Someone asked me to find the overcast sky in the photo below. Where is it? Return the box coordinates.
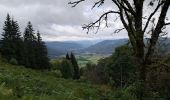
[0,0,169,41]
[0,0,129,41]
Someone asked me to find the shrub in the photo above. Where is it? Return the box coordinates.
[50,70,62,78]
[51,60,62,70]
[60,59,73,79]
[113,88,137,100]
[9,58,18,65]
[82,62,108,84]
[82,45,137,86]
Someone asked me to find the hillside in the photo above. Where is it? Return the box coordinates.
[80,39,128,54]
[46,41,84,58]
[0,59,113,100]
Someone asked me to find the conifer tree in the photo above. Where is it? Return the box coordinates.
[70,52,80,79]
[11,18,23,64]
[1,14,13,60]
[66,52,70,60]
[35,31,50,69]
[23,21,37,68]
[1,14,23,63]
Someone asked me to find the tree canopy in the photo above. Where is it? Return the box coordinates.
[69,0,170,81]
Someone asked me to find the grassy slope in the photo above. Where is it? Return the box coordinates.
[0,59,113,100]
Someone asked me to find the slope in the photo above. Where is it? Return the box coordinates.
[81,39,128,54]
[0,59,113,100]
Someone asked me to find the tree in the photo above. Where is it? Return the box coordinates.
[60,59,73,79]
[23,21,37,68]
[1,14,23,63]
[70,52,80,79]
[35,31,50,69]
[66,52,70,60]
[69,0,170,81]
[107,45,136,87]
[11,18,24,64]
[1,14,13,60]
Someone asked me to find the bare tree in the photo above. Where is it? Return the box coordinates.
[69,0,170,81]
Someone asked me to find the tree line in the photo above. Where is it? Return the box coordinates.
[0,14,50,69]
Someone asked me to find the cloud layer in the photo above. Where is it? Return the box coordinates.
[0,0,169,41]
[0,0,126,41]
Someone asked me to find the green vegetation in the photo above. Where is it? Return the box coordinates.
[0,58,114,100]
[0,14,50,70]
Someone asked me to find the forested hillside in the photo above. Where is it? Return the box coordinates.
[0,0,170,100]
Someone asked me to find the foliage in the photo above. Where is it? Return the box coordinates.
[69,0,170,83]
[51,59,62,70]
[82,45,137,87]
[0,59,114,100]
[0,14,50,70]
[106,45,137,87]
[0,14,23,64]
[82,62,108,84]
[146,56,170,100]
[70,52,80,79]
[9,58,18,65]
[60,59,73,79]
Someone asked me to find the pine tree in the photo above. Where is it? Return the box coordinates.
[35,31,50,69]
[70,52,80,79]
[1,14,23,63]
[66,52,70,60]
[23,21,37,68]
[11,18,23,64]
[1,14,13,60]
[60,59,73,79]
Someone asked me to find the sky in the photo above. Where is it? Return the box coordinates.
[0,0,129,41]
[0,0,169,41]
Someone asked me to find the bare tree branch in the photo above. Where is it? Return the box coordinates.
[114,28,125,33]
[82,10,120,34]
[165,22,170,25]
[143,0,163,32]
[92,0,105,9]
[68,0,85,7]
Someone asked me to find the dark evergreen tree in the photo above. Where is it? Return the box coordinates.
[60,59,73,79]
[35,31,50,69]
[23,21,37,68]
[11,18,24,64]
[66,52,70,60]
[1,14,13,61]
[1,14,23,63]
[70,52,80,79]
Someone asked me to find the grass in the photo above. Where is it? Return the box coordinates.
[0,59,114,100]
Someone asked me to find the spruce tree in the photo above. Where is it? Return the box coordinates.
[1,14,23,63]
[1,14,13,60]
[66,52,70,60]
[60,59,73,79]
[23,21,37,68]
[11,18,23,64]
[35,31,50,69]
[70,52,80,79]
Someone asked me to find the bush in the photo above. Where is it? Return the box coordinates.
[51,59,62,70]
[113,88,137,100]
[9,58,18,65]
[60,59,73,79]
[82,62,108,84]
[50,70,62,78]
[82,45,137,86]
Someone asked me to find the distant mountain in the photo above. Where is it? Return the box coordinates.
[63,40,102,48]
[80,39,128,54]
[45,38,170,59]
[46,41,84,58]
